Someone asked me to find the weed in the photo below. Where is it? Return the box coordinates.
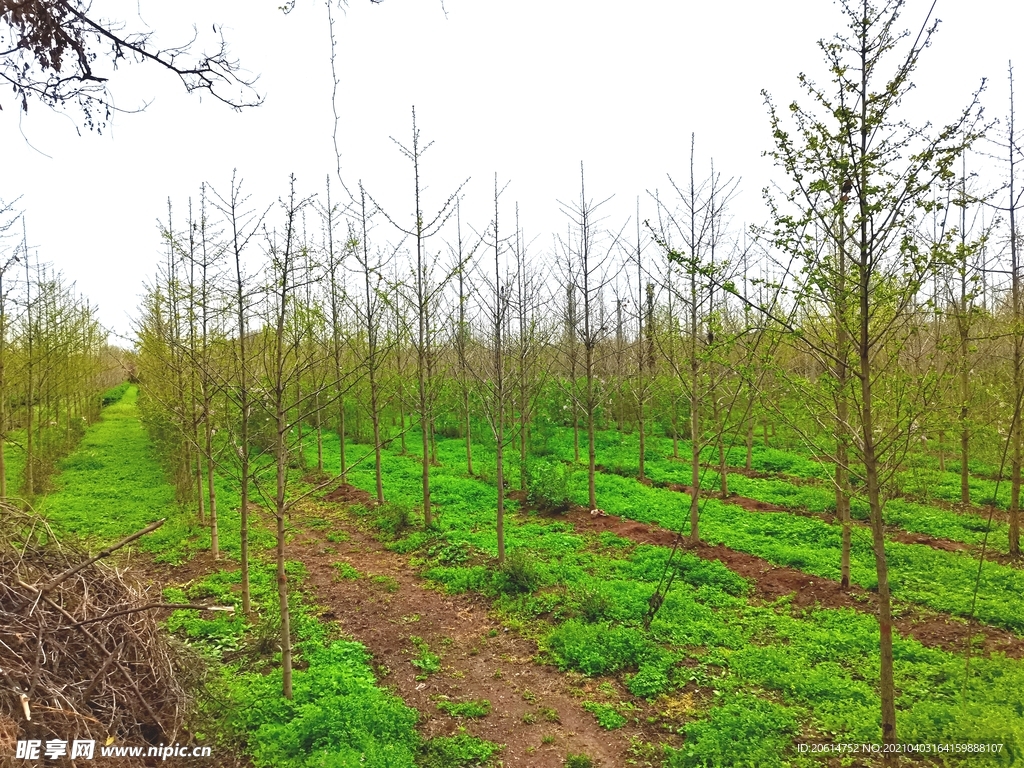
[326,530,350,543]
[427,537,473,565]
[526,458,578,513]
[574,586,611,623]
[538,706,560,723]
[522,711,537,724]
[306,517,330,530]
[541,734,556,745]
[498,548,540,595]
[374,501,415,537]
[545,619,657,676]
[419,734,502,767]
[331,561,360,580]
[627,654,674,699]
[437,698,491,718]
[371,574,400,592]
[409,635,441,677]
[564,753,594,768]
[583,701,627,729]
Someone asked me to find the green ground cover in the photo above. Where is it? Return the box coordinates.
[0,428,26,497]
[516,430,1024,634]
[425,429,1024,635]
[307,430,1024,766]
[31,386,452,768]
[563,428,1012,552]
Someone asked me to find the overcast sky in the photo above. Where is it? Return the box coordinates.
[2,0,1021,341]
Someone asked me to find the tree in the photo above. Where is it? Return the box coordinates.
[649,137,738,546]
[557,164,623,511]
[763,0,984,748]
[371,107,466,528]
[1,0,262,130]
[992,62,1024,556]
[210,171,268,615]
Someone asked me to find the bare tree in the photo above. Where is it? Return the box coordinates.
[1,0,262,131]
[370,107,466,527]
[557,164,624,511]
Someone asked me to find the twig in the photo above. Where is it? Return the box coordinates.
[38,519,166,596]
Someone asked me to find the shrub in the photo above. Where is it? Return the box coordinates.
[527,459,574,512]
[497,548,540,595]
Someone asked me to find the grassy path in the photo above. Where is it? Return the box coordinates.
[31,386,438,768]
[38,386,178,545]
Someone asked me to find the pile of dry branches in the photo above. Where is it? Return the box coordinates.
[0,504,203,763]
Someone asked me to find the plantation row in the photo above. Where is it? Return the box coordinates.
[247,423,1024,764]
[124,2,1024,757]
[34,387,504,768]
[47,387,1019,766]
[0,203,125,499]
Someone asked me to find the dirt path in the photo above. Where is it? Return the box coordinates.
[644,471,1020,567]
[687,460,1014,527]
[287,491,661,768]
[565,506,1024,660]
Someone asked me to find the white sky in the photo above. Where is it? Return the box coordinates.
[2,0,1021,340]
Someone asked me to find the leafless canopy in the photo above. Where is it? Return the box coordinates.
[1,0,262,131]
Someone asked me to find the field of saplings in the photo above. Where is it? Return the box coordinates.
[4,0,1024,765]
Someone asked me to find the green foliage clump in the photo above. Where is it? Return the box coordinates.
[666,693,799,768]
[545,619,657,676]
[582,701,628,730]
[373,501,415,537]
[497,548,541,595]
[627,653,674,698]
[418,734,502,767]
[564,754,594,768]
[332,561,360,580]
[426,537,474,565]
[226,640,420,768]
[100,382,130,406]
[526,458,574,512]
[437,698,491,718]
[409,636,441,677]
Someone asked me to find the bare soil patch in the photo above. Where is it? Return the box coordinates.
[563,506,1024,659]
[291,488,660,767]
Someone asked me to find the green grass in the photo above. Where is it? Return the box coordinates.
[302,426,1024,766]
[37,386,189,558]
[29,386,431,768]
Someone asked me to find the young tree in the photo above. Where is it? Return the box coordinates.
[649,137,738,545]
[993,63,1024,556]
[763,0,984,746]
[371,107,465,527]
[558,164,624,511]
[210,172,267,615]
